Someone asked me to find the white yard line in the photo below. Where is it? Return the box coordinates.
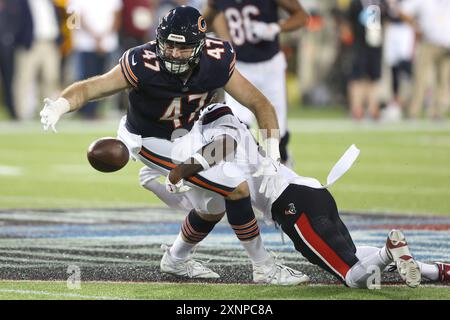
[0,166,23,176]
[0,289,129,300]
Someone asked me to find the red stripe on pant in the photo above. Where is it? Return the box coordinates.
[295,213,351,280]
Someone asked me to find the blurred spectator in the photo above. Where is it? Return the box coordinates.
[298,1,326,103]
[347,0,387,120]
[121,0,154,49]
[381,0,414,122]
[68,0,122,119]
[118,0,155,112]
[0,0,20,120]
[400,0,450,120]
[53,0,74,85]
[326,4,355,105]
[13,0,61,121]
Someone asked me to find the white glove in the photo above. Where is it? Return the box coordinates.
[40,97,70,133]
[252,157,279,197]
[263,137,281,164]
[251,21,281,41]
[253,137,282,196]
[165,175,191,194]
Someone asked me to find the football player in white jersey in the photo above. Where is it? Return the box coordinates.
[145,103,450,288]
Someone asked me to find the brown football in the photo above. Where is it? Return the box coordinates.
[87,137,129,172]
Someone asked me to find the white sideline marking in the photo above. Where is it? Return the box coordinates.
[0,166,22,176]
[0,289,129,300]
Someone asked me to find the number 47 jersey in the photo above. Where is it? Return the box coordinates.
[119,38,236,140]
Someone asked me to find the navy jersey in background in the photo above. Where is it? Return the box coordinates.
[210,0,280,63]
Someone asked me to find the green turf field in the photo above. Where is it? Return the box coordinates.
[1,117,449,215]
[0,281,448,300]
[0,112,449,300]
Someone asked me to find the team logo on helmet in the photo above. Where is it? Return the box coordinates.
[198,16,207,32]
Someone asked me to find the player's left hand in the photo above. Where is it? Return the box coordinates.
[165,175,191,193]
[40,97,70,133]
[252,157,279,197]
[251,22,281,41]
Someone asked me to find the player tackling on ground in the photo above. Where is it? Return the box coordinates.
[40,6,308,285]
[150,103,450,288]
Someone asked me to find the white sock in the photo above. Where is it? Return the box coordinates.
[143,180,194,211]
[169,233,197,262]
[417,261,439,281]
[379,246,391,264]
[345,247,392,288]
[241,235,271,265]
[356,246,381,260]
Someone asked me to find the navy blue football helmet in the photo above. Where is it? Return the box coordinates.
[156,6,207,75]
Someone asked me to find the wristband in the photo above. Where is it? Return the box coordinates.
[54,97,71,115]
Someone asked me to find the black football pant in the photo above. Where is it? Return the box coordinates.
[271,184,359,283]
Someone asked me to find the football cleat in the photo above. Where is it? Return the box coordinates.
[253,256,310,285]
[435,262,450,282]
[160,245,220,279]
[385,229,421,288]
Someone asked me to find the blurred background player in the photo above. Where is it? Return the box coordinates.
[203,0,310,165]
[400,0,450,121]
[13,0,61,121]
[381,0,414,122]
[346,0,387,121]
[0,0,20,120]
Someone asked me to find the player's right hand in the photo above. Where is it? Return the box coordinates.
[165,175,191,193]
[40,97,70,133]
[252,157,279,197]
